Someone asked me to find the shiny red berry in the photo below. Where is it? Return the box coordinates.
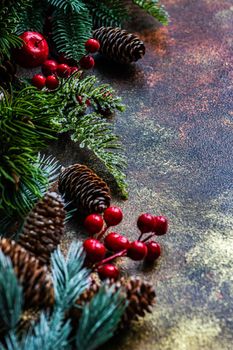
[70,66,79,74]
[85,39,100,53]
[153,216,168,235]
[45,75,59,90]
[137,213,154,233]
[42,60,57,76]
[145,241,161,262]
[84,214,104,235]
[79,55,95,69]
[104,232,129,252]
[31,74,46,89]
[83,238,106,263]
[103,207,123,227]
[97,264,119,280]
[56,63,70,78]
[127,241,148,261]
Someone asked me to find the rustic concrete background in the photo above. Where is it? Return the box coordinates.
[50,0,233,349]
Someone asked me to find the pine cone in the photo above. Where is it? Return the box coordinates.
[93,27,145,64]
[71,276,156,328]
[0,238,54,309]
[58,164,111,214]
[0,55,17,88]
[18,192,65,265]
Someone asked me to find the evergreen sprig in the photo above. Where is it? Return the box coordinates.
[16,0,46,35]
[47,0,87,13]
[54,74,128,198]
[51,242,90,310]
[0,251,23,333]
[76,284,127,350]
[132,0,169,25]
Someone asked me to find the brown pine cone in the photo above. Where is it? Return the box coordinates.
[0,238,54,309]
[0,55,17,88]
[93,27,145,64]
[58,164,111,214]
[71,276,156,328]
[18,192,65,265]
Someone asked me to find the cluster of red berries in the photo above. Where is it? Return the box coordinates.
[82,207,168,280]
[31,38,100,90]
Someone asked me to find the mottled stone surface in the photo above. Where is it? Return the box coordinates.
[51,0,233,349]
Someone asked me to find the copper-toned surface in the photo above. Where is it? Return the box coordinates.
[51,0,233,349]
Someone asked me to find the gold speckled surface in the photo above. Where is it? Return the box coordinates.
[50,0,233,349]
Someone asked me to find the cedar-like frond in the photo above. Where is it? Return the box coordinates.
[47,0,86,13]
[16,0,46,34]
[132,0,169,25]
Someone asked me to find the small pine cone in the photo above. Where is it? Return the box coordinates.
[71,276,156,328]
[93,27,145,64]
[58,164,111,214]
[0,238,54,309]
[18,192,65,265]
[0,55,17,88]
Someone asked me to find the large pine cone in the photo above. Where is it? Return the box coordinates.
[0,238,53,309]
[18,192,65,265]
[0,55,17,88]
[58,164,111,214]
[71,276,156,327]
[93,27,145,64]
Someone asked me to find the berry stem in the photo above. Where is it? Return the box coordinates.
[94,249,127,268]
[96,225,110,240]
[141,233,156,243]
[138,232,144,241]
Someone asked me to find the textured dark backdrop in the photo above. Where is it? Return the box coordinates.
[48,0,233,349]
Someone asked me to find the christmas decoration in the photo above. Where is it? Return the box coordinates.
[83,238,106,263]
[45,75,59,89]
[93,27,145,64]
[85,38,100,53]
[153,215,168,235]
[58,163,111,214]
[145,241,161,262]
[0,238,53,308]
[31,73,46,89]
[104,206,123,226]
[0,55,17,89]
[56,63,71,78]
[137,213,155,233]
[18,192,65,265]
[14,31,49,68]
[42,59,58,76]
[84,214,104,235]
[127,241,148,261]
[104,232,129,252]
[97,264,120,280]
[79,55,95,69]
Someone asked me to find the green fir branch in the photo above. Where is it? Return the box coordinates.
[52,8,92,60]
[132,0,169,25]
[0,251,23,333]
[51,242,90,310]
[47,0,87,13]
[16,0,46,35]
[76,284,127,350]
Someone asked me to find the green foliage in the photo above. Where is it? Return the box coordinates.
[16,0,46,34]
[52,7,92,60]
[0,86,59,218]
[47,0,86,13]
[51,242,90,310]
[54,74,128,198]
[132,0,169,25]
[76,284,127,350]
[0,251,23,333]
[86,0,128,28]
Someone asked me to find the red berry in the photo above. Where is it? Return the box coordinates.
[86,99,91,107]
[104,207,123,227]
[153,216,168,235]
[45,75,59,90]
[145,241,161,262]
[76,95,83,105]
[56,63,71,78]
[84,214,104,235]
[137,213,154,233]
[104,232,129,252]
[85,39,100,53]
[70,66,79,74]
[42,60,57,76]
[79,55,95,69]
[127,241,148,261]
[31,74,46,89]
[97,264,119,280]
[83,238,106,263]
